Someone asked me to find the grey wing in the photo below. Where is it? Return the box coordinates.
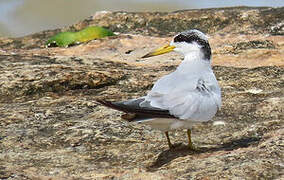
[96,98,175,121]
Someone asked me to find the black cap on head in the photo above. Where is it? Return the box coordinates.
[173,29,211,60]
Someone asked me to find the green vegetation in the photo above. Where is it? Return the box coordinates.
[46,26,114,47]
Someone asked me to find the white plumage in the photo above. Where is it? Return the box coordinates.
[97,29,222,149]
[141,30,221,131]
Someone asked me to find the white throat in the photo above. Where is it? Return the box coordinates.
[184,50,206,61]
[176,51,212,74]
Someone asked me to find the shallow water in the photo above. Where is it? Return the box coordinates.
[0,0,283,37]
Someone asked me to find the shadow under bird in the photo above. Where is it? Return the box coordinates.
[96,29,221,150]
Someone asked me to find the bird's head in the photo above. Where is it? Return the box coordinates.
[142,29,211,60]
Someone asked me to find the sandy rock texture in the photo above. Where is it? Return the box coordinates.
[0,6,283,180]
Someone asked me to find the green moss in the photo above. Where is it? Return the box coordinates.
[75,26,114,43]
[46,32,77,47]
[46,26,114,48]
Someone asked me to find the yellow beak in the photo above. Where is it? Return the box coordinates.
[142,44,175,58]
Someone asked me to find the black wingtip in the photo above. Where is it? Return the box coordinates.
[96,98,175,120]
[95,99,129,113]
[95,99,114,108]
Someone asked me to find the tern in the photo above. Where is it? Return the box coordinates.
[96,29,221,150]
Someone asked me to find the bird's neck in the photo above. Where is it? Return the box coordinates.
[177,52,211,73]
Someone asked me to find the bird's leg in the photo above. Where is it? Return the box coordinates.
[165,131,174,149]
[187,129,195,150]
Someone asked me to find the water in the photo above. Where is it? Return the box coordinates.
[0,0,283,37]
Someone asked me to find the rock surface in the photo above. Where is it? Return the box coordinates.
[0,7,283,180]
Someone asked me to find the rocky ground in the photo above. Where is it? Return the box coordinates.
[0,6,283,180]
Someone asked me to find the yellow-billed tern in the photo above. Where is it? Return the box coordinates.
[97,29,221,150]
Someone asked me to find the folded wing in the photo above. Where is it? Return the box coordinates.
[144,70,221,121]
[96,98,175,121]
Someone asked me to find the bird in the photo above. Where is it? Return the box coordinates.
[96,29,221,150]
